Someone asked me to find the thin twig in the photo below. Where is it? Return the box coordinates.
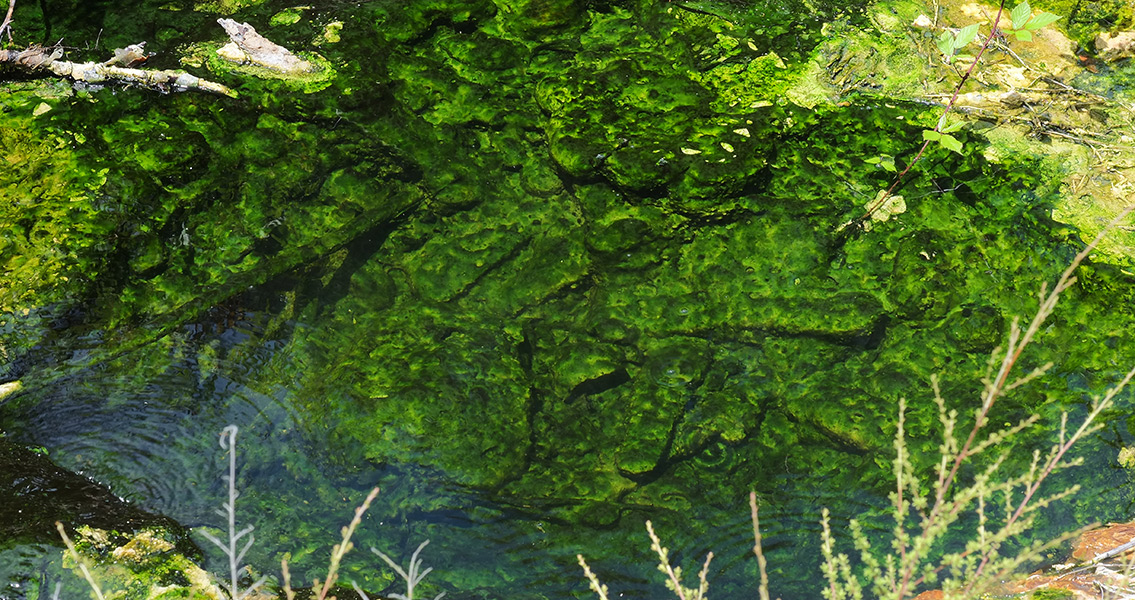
[0,0,15,43]
[1092,537,1135,564]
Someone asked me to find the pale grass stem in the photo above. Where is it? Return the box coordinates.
[576,555,610,600]
[647,519,712,600]
[577,521,712,600]
[55,522,106,600]
[749,491,771,600]
[886,207,1135,599]
[369,540,446,600]
[352,539,444,600]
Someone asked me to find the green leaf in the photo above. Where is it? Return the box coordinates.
[870,154,897,172]
[1014,30,1033,41]
[1010,1,1032,30]
[954,23,980,50]
[937,30,955,56]
[1025,12,1061,29]
[923,130,942,142]
[938,133,964,154]
[941,121,965,133]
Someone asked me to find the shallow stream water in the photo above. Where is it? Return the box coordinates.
[3,0,1135,599]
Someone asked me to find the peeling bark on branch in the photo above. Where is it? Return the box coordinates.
[0,45,60,69]
[216,18,315,74]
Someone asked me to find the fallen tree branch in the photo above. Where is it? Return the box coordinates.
[0,44,235,97]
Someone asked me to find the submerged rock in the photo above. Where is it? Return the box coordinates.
[0,437,188,546]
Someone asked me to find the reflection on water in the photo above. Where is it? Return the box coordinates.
[0,306,881,599]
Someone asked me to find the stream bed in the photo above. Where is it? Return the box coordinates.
[3,0,1135,598]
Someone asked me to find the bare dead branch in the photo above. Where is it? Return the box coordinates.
[0,43,235,97]
[0,0,15,43]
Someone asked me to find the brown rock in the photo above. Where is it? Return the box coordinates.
[1070,522,1135,562]
[913,522,1135,600]
[1095,31,1135,62]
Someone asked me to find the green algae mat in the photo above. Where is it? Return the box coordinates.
[2,0,1135,598]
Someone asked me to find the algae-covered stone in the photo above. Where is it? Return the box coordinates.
[64,526,223,600]
[370,0,497,44]
[1120,446,1135,469]
[269,6,309,27]
[194,0,267,14]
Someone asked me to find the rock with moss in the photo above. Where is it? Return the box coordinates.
[63,526,223,600]
[193,0,268,15]
[1034,0,1133,51]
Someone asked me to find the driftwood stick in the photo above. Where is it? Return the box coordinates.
[1,45,61,68]
[1091,537,1135,564]
[49,58,236,96]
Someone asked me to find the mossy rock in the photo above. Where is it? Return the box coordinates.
[369,0,497,44]
[63,526,222,600]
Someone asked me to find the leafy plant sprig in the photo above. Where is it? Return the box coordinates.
[921,122,966,155]
[1005,1,1061,42]
[857,0,1060,226]
[936,23,979,64]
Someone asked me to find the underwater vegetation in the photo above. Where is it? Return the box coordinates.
[3,0,1135,597]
